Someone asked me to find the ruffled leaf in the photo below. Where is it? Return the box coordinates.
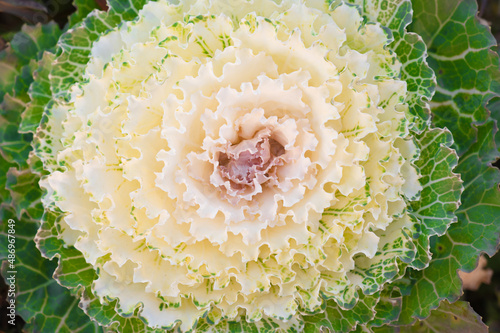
[410,128,462,238]
[8,23,60,67]
[302,293,380,333]
[36,210,159,333]
[0,22,60,103]
[50,0,148,101]
[0,94,32,168]
[20,51,54,133]
[344,0,435,133]
[195,315,297,333]
[69,0,101,27]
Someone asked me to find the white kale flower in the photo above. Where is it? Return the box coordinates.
[37,0,430,331]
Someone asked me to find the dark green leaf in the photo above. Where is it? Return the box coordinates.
[402,300,487,332]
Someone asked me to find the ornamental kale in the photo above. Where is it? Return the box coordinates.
[0,0,499,332]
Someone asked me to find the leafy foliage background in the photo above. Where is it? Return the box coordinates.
[0,0,499,332]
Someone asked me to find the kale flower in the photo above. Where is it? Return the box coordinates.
[0,0,498,332]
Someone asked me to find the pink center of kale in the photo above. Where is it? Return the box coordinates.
[218,132,285,190]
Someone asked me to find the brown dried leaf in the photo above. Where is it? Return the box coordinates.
[458,255,493,291]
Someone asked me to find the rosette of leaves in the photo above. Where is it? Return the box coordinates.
[0,0,499,332]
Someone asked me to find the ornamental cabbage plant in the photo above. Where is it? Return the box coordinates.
[0,0,499,332]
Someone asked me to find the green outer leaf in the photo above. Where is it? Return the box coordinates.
[336,1,463,331]
[107,0,149,21]
[0,50,19,102]
[82,295,164,333]
[0,20,102,333]
[392,31,435,133]
[0,95,32,168]
[398,120,500,323]
[0,22,61,103]
[50,11,121,102]
[0,23,62,170]
[184,313,299,333]
[372,300,487,332]
[302,292,379,333]
[0,206,101,333]
[9,23,61,68]
[69,0,101,28]
[410,128,462,238]
[345,0,435,133]
[397,0,500,324]
[0,22,61,104]
[363,289,402,329]
[50,0,149,101]
[20,51,54,133]
[410,0,500,155]
[5,166,44,220]
[402,300,487,332]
